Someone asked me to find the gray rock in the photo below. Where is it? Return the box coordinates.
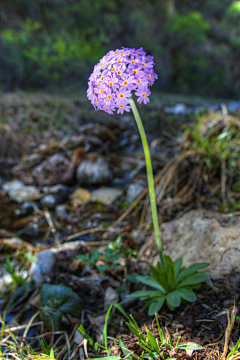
[55,204,68,219]
[60,135,86,149]
[29,249,56,287]
[40,194,66,209]
[138,209,240,279]
[164,103,189,115]
[76,158,112,185]
[91,187,123,205]
[32,154,70,186]
[104,286,119,309]
[41,184,69,208]
[22,201,38,214]
[21,153,43,169]
[8,185,42,203]
[43,184,69,196]
[126,180,146,204]
[3,180,24,193]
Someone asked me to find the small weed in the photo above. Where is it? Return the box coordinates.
[76,236,137,274]
[78,303,204,360]
[0,312,56,360]
[4,256,28,291]
[185,117,240,170]
[126,255,209,314]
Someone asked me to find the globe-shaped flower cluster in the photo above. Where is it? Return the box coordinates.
[87,47,158,115]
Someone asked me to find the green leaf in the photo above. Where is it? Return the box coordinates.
[126,322,143,339]
[135,276,166,293]
[149,264,161,282]
[178,343,204,351]
[166,264,176,290]
[49,348,55,359]
[175,336,181,349]
[177,288,197,302]
[126,290,165,299]
[155,262,171,291]
[102,302,132,348]
[146,329,159,352]
[118,337,133,360]
[141,352,159,359]
[177,272,210,288]
[126,274,139,283]
[103,305,113,348]
[148,297,166,315]
[166,291,181,309]
[155,314,165,344]
[164,255,175,269]
[39,284,83,331]
[177,263,209,281]
[174,257,183,279]
[129,314,142,333]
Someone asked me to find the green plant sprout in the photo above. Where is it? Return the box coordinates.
[4,256,28,291]
[76,236,137,274]
[126,256,209,315]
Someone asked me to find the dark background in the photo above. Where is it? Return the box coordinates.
[0,0,240,98]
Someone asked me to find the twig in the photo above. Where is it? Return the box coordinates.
[220,303,237,360]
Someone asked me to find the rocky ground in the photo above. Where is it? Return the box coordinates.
[1,92,240,359]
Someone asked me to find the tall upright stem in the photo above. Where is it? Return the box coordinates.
[129,96,164,269]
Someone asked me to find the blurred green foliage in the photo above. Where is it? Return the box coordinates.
[0,0,239,98]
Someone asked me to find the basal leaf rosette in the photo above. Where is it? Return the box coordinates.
[87,47,158,114]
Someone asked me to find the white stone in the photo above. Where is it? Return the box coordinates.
[91,187,123,205]
[104,286,119,309]
[29,250,56,287]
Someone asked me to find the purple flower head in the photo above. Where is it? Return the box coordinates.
[87,47,158,114]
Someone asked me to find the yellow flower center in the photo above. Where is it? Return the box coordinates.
[107,95,111,99]
[114,52,118,54]
[142,62,146,67]
[100,76,104,81]
[91,93,93,96]
[118,60,122,63]
[117,70,122,75]
[142,93,146,97]
[98,83,100,87]
[119,94,124,98]
[105,105,109,109]
[96,100,99,103]
[120,53,124,56]
[101,62,104,66]
[119,105,124,108]
[137,78,141,83]
[131,60,135,63]
[123,80,128,86]
[109,82,113,87]
[100,89,103,93]
[133,69,137,74]
[148,74,151,79]
[111,67,115,72]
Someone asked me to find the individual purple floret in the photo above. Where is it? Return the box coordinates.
[87,47,158,114]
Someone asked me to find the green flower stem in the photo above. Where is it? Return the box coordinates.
[129,96,164,269]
